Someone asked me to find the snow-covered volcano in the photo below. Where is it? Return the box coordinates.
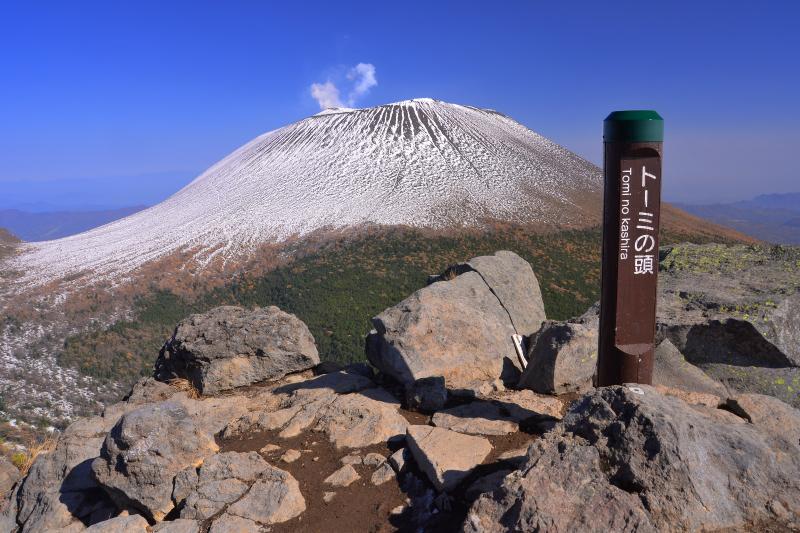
[13,98,603,283]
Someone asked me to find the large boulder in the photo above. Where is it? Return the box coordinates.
[466,385,800,532]
[156,306,320,394]
[464,434,655,533]
[517,320,596,394]
[91,401,220,521]
[367,251,545,390]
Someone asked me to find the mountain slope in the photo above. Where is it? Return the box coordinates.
[12,99,604,285]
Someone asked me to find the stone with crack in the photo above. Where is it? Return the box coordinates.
[367,251,546,389]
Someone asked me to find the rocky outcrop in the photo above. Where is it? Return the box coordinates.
[92,402,220,521]
[466,385,800,532]
[156,306,320,394]
[178,451,304,525]
[517,320,596,394]
[222,371,407,449]
[658,244,800,368]
[367,251,546,390]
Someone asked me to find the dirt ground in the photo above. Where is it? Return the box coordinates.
[216,408,540,533]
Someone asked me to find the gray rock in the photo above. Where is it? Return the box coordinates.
[464,433,656,533]
[518,320,596,394]
[653,339,728,396]
[488,389,563,421]
[432,402,518,436]
[317,388,408,449]
[448,250,547,335]
[566,385,800,530]
[388,448,411,473]
[658,244,800,367]
[701,364,800,408]
[363,453,385,466]
[464,469,512,502]
[370,463,396,486]
[156,306,320,394]
[180,452,270,520]
[152,519,201,533]
[340,454,362,465]
[280,449,301,464]
[220,371,374,440]
[222,465,305,525]
[324,465,360,487]
[13,431,115,532]
[208,514,262,533]
[92,401,219,521]
[85,514,149,532]
[0,456,19,498]
[405,425,492,492]
[467,385,800,532]
[405,376,447,412]
[368,271,516,388]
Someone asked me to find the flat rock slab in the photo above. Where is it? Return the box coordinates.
[179,452,272,520]
[324,464,360,487]
[156,305,320,394]
[432,402,518,436]
[406,425,492,492]
[489,389,563,420]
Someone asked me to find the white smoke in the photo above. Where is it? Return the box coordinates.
[346,63,377,105]
[310,81,343,109]
[310,63,378,110]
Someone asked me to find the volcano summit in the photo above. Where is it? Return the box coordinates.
[11,98,604,284]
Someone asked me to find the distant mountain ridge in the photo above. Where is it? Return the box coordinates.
[677,192,800,244]
[0,206,147,242]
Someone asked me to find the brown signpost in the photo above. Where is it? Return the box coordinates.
[597,111,664,386]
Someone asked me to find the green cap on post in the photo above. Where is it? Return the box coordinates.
[604,110,663,143]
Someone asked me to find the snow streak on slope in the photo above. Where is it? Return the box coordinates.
[12,99,602,284]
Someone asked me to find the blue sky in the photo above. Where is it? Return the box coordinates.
[1,0,798,208]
